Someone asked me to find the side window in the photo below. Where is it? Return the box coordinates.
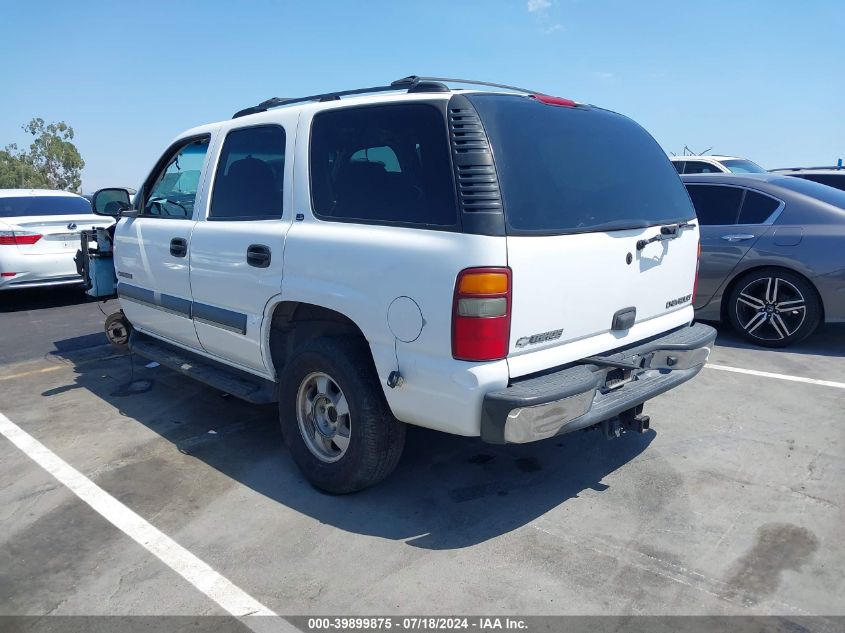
[683,161,722,174]
[738,190,781,224]
[209,125,286,220]
[144,137,210,219]
[309,104,458,227]
[686,184,743,225]
[672,161,685,174]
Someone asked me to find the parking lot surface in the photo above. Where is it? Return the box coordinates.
[1,287,844,619]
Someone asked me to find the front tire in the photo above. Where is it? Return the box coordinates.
[726,268,820,348]
[279,337,405,493]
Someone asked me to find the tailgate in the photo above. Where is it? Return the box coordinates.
[506,226,698,377]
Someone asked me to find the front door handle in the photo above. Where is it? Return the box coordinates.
[721,234,755,242]
[170,237,188,257]
[247,244,271,268]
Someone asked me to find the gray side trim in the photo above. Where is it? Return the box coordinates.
[192,302,248,335]
[117,283,248,335]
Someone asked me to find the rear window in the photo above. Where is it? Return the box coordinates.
[0,195,91,217]
[798,173,845,192]
[777,175,845,209]
[467,94,694,234]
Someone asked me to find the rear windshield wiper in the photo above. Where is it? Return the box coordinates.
[636,221,696,251]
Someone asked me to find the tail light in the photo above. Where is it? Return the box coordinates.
[0,230,42,245]
[692,240,701,303]
[452,267,512,361]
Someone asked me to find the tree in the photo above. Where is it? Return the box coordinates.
[0,118,85,192]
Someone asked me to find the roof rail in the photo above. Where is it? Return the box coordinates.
[771,166,843,172]
[232,75,546,118]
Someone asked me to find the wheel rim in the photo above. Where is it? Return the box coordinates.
[295,371,351,463]
[735,276,806,342]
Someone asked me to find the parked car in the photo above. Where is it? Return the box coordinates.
[86,75,715,493]
[769,167,845,193]
[0,189,113,291]
[671,155,766,175]
[682,173,845,347]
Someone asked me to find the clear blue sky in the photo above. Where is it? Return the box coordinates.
[2,1,843,192]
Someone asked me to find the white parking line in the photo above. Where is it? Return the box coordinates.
[706,363,845,390]
[0,411,296,632]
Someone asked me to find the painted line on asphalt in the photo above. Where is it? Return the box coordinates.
[0,411,295,632]
[706,363,845,390]
[0,365,63,381]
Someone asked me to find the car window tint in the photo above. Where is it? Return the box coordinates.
[310,104,458,227]
[0,196,91,217]
[801,174,845,192]
[210,126,285,220]
[683,161,722,174]
[467,94,694,233]
[671,161,685,174]
[685,184,743,225]
[145,137,210,219]
[739,190,780,224]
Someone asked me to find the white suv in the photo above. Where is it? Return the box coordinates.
[670,155,766,175]
[89,76,716,493]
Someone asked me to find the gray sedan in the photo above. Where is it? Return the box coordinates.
[682,173,845,347]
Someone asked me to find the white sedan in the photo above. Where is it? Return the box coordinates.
[0,189,114,291]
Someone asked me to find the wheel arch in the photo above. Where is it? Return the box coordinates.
[265,300,376,382]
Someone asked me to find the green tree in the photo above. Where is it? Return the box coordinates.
[0,118,85,192]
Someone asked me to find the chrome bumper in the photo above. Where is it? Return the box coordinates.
[480,323,718,444]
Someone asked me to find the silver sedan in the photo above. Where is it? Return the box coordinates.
[683,173,845,347]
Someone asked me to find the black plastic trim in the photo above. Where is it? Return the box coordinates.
[192,303,248,335]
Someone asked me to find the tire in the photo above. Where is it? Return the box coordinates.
[726,268,821,348]
[104,311,132,350]
[278,336,405,494]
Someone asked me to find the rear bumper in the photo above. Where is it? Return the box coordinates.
[481,322,717,443]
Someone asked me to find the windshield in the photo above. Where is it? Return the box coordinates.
[468,94,695,234]
[0,195,92,217]
[722,159,767,174]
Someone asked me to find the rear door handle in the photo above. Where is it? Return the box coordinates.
[721,234,756,242]
[247,244,271,268]
[170,237,188,257]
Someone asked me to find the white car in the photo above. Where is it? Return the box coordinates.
[88,76,716,493]
[0,189,113,290]
[670,155,766,175]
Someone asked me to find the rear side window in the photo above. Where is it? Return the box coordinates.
[210,125,285,220]
[0,196,91,217]
[309,104,458,227]
[685,184,743,225]
[738,190,780,224]
[467,94,694,234]
[683,161,722,174]
[671,161,685,174]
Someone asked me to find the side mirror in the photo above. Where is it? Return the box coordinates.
[92,188,132,217]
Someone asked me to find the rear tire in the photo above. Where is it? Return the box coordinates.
[726,268,820,348]
[279,337,405,493]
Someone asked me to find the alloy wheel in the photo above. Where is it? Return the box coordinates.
[295,371,352,463]
[735,276,806,342]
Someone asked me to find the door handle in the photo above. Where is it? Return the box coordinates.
[247,244,271,268]
[170,237,188,257]
[721,234,755,242]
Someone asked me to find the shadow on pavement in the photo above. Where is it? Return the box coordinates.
[49,337,654,551]
[0,285,94,313]
[704,320,845,359]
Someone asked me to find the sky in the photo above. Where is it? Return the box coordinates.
[2,0,843,192]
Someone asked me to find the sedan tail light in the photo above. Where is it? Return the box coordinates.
[0,230,43,245]
[452,267,512,361]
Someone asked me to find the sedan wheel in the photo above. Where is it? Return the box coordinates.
[727,269,820,348]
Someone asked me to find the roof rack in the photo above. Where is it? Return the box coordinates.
[232,75,545,118]
[771,165,844,172]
